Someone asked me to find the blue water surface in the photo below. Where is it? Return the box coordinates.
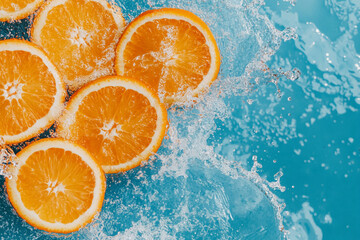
[264,1,360,239]
[0,0,359,239]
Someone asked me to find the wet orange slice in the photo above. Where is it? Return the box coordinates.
[0,39,65,145]
[57,76,168,173]
[115,8,221,106]
[6,138,106,233]
[31,0,126,91]
[0,0,44,21]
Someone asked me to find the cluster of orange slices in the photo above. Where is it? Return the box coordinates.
[0,0,220,234]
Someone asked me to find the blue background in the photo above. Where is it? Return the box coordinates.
[0,0,359,239]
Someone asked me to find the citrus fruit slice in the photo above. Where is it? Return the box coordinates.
[57,76,168,173]
[6,138,106,233]
[0,39,65,145]
[31,0,126,91]
[115,8,221,106]
[0,0,44,21]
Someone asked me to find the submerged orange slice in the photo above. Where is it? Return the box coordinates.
[115,8,221,106]
[6,138,106,233]
[31,0,126,91]
[57,76,168,173]
[0,0,44,21]
[0,39,65,145]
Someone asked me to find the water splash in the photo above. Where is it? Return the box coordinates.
[0,0,301,238]
[283,0,296,7]
[284,202,323,240]
[0,138,17,179]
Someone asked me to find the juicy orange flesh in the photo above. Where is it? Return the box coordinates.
[122,19,211,99]
[16,148,96,224]
[0,0,38,12]
[0,50,56,136]
[67,86,157,167]
[39,0,121,88]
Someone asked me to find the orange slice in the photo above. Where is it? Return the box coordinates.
[115,8,221,106]
[0,0,44,21]
[6,138,106,233]
[0,39,65,145]
[57,76,168,173]
[31,0,126,91]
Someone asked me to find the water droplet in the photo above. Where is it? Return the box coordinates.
[285,68,301,81]
[274,171,283,180]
